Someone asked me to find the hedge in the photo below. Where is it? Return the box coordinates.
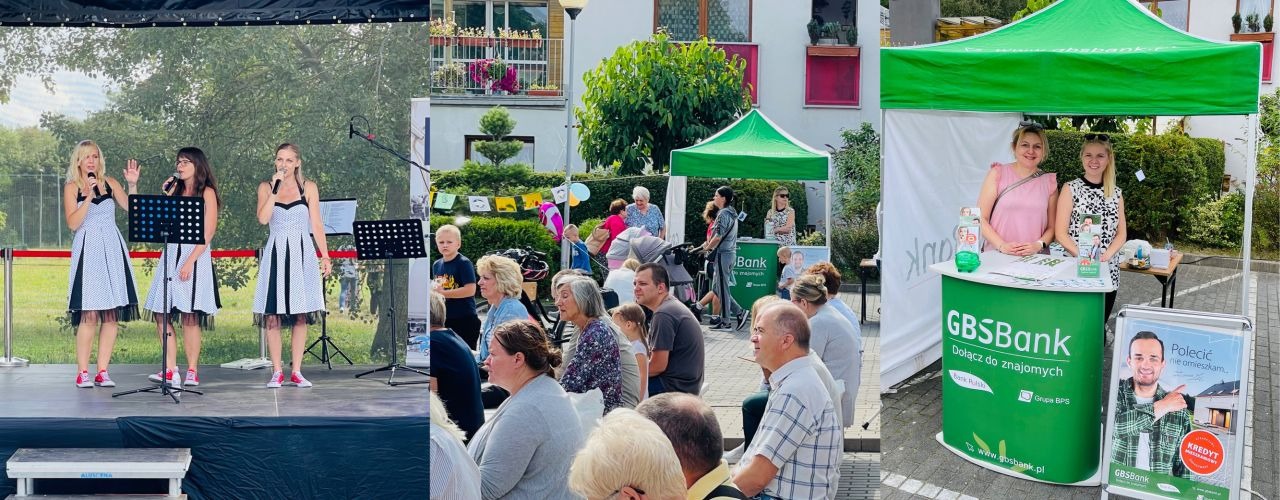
[1038,130,1225,242]
[429,215,562,299]
[430,170,809,247]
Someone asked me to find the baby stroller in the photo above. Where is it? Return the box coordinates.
[627,235,700,310]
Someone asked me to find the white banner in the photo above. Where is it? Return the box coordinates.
[663,175,687,244]
[880,110,1021,389]
[408,97,429,368]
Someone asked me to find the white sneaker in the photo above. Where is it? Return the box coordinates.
[266,371,284,389]
[149,369,181,388]
[290,372,313,388]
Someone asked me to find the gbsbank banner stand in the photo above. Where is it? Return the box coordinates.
[1103,305,1252,500]
[930,252,1112,485]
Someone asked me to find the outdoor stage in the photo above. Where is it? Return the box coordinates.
[0,364,427,499]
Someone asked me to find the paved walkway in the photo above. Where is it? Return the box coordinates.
[879,260,1278,499]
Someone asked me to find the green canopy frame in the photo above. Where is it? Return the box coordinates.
[666,109,832,247]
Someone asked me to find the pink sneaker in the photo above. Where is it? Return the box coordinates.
[184,369,199,386]
[93,370,116,387]
[290,372,313,388]
[266,371,284,389]
[75,371,93,388]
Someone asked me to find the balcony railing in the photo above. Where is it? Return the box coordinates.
[429,37,565,97]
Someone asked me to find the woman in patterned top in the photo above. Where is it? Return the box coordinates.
[62,140,141,388]
[1055,133,1127,321]
[142,147,222,388]
[252,143,332,389]
[555,275,624,414]
[625,186,666,239]
[765,186,797,246]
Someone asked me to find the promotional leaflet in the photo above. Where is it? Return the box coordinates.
[987,254,1070,281]
[1076,213,1102,278]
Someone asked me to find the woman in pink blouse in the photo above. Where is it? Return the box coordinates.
[977,122,1059,255]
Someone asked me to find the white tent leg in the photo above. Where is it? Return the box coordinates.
[664,175,688,244]
[1241,113,1257,317]
[825,175,833,249]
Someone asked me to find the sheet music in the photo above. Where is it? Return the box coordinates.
[318,198,358,235]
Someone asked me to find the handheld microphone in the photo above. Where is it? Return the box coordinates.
[87,172,101,197]
[162,171,179,193]
[272,169,284,195]
[349,122,356,139]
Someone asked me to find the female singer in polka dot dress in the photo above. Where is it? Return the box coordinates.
[252,143,332,388]
[62,140,141,388]
[141,147,222,389]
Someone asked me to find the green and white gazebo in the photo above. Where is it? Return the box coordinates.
[878,0,1262,389]
[663,109,832,247]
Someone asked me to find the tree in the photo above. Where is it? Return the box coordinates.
[0,23,428,358]
[1012,0,1058,20]
[473,106,524,167]
[940,0,1026,22]
[576,32,751,174]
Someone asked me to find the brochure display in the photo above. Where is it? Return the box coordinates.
[930,251,1114,484]
[1103,305,1252,500]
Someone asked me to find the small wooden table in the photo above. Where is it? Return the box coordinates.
[858,259,878,324]
[1119,251,1183,308]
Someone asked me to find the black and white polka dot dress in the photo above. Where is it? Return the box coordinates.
[1065,177,1123,285]
[251,191,325,326]
[143,237,222,328]
[66,184,140,326]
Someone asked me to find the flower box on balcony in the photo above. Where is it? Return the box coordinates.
[527,89,561,97]
[458,36,495,48]
[500,38,543,49]
[430,36,453,46]
[806,45,860,57]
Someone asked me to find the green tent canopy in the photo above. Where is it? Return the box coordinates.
[670,109,829,180]
[882,0,1261,115]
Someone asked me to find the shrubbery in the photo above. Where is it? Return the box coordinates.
[1038,130,1225,242]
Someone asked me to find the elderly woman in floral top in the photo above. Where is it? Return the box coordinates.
[554,275,625,413]
[625,186,666,239]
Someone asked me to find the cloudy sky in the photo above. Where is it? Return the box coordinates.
[0,70,111,129]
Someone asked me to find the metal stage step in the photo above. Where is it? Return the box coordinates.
[6,448,191,497]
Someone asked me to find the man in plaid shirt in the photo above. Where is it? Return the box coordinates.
[733,302,841,499]
[1112,331,1192,479]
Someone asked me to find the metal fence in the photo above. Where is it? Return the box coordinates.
[429,37,565,96]
[0,173,68,249]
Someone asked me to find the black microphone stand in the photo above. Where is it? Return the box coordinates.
[348,117,428,175]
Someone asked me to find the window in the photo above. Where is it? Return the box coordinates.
[432,0,550,36]
[1139,1,1188,31]
[465,136,536,165]
[655,0,751,42]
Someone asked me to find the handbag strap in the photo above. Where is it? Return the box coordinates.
[991,169,1044,215]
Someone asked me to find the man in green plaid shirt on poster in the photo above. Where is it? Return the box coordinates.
[1112,331,1193,479]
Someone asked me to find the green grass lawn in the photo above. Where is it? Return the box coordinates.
[0,259,381,365]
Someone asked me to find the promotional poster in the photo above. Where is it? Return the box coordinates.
[1105,307,1251,500]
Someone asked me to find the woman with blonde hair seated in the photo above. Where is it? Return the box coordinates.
[569,409,686,500]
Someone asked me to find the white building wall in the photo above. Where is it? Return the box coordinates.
[1169,0,1273,188]
[431,0,882,178]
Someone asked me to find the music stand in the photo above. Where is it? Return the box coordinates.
[114,194,205,403]
[353,219,428,385]
[305,198,358,368]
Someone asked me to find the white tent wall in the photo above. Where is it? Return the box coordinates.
[665,175,688,244]
[879,110,1022,390]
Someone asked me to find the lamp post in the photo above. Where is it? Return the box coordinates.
[560,0,587,270]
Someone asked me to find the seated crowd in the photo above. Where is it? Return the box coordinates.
[429,223,861,500]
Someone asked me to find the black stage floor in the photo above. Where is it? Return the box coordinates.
[0,364,427,418]
[0,365,427,499]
